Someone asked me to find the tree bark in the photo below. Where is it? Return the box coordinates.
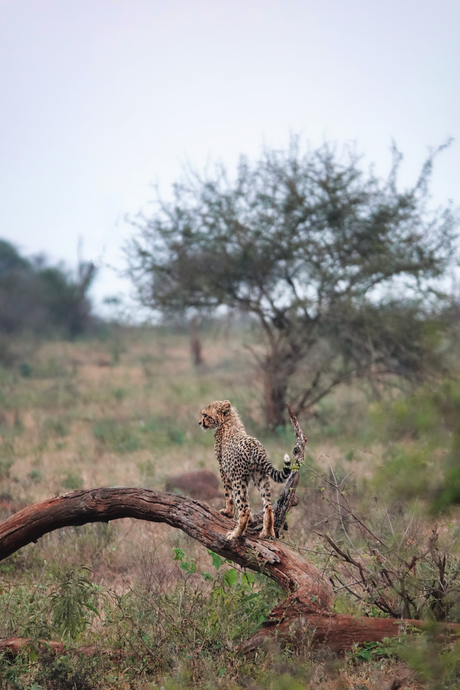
[262,351,290,430]
[1,392,457,656]
[190,315,204,367]
[241,605,460,653]
[0,487,333,612]
[1,488,459,655]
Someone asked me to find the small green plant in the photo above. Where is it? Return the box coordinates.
[350,638,399,662]
[0,457,13,481]
[173,546,197,575]
[93,418,142,453]
[138,458,156,487]
[61,471,83,491]
[19,361,32,378]
[112,386,126,402]
[28,469,42,483]
[47,566,100,640]
[173,546,283,640]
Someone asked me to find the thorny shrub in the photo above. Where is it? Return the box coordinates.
[304,462,460,621]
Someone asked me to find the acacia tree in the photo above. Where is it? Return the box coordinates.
[126,141,458,428]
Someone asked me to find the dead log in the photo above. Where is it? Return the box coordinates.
[0,637,121,659]
[241,607,460,653]
[0,486,333,611]
[1,488,460,654]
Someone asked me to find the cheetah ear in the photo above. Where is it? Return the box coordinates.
[221,400,231,416]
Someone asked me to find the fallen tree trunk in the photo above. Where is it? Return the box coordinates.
[2,409,459,655]
[1,488,459,655]
[0,637,121,659]
[242,607,460,653]
[0,487,333,612]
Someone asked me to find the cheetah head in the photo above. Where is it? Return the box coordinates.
[199,400,231,430]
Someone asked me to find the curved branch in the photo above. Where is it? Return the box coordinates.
[2,488,460,654]
[0,487,333,612]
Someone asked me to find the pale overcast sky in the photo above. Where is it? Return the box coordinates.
[1,0,459,315]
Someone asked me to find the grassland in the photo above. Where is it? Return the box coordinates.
[0,325,459,689]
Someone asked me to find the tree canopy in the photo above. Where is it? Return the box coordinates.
[127,141,459,427]
[0,239,97,340]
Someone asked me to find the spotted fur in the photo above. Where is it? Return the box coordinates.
[199,400,291,540]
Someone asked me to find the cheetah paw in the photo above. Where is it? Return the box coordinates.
[259,529,275,540]
[226,529,240,540]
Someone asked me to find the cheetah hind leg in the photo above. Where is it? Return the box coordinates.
[259,504,276,539]
[256,472,275,539]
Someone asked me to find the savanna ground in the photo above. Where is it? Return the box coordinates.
[0,323,460,690]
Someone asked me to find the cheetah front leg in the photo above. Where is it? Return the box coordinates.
[219,469,235,518]
[226,478,252,540]
[256,476,276,539]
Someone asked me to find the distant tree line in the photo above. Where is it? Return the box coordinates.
[0,239,97,339]
[127,139,459,429]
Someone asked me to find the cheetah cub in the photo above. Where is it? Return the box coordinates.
[199,400,291,540]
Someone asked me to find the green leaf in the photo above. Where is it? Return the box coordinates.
[209,550,224,570]
[224,569,238,587]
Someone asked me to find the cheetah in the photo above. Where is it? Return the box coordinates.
[199,400,291,540]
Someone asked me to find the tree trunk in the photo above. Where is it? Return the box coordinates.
[190,315,204,366]
[263,364,288,430]
[241,605,460,653]
[1,487,459,655]
[0,487,333,612]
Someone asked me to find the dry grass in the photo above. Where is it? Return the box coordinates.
[0,327,457,689]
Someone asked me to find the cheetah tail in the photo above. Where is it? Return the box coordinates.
[267,454,291,483]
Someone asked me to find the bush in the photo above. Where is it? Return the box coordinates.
[370,381,460,510]
[0,239,97,343]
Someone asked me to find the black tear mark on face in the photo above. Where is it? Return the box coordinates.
[199,412,211,429]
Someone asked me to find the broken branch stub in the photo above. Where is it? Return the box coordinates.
[272,403,307,538]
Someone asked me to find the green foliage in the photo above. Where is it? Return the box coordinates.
[61,471,83,491]
[349,638,399,662]
[375,444,442,501]
[394,633,460,689]
[33,654,103,690]
[127,140,459,427]
[47,566,100,640]
[172,547,284,642]
[92,418,142,453]
[370,381,460,509]
[370,380,460,443]
[112,386,126,402]
[19,361,32,377]
[0,238,97,343]
[0,457,14,481]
